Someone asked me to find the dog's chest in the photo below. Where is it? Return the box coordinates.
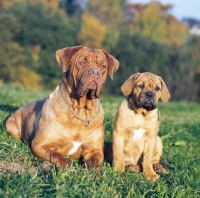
[68,141,83,155]
[124,127,147,145]
[122,109,158,143]
[132,128,146,140]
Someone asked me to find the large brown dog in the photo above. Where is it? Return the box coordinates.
[112,72,170,180]
[6,46,119,173]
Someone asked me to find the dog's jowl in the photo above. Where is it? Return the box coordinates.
[6,46,119,174]
[112,72,170,180]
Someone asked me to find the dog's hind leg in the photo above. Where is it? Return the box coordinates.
[31,143,71,168]
[6,112,22,141]
[152,136,169,174]
[152,136,163,164]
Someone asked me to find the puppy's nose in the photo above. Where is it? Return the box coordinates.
[88,67,101,78]
[146,91,154,99]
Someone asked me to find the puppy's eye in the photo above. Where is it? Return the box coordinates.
[155,86,160,91]
[138,84,144,89]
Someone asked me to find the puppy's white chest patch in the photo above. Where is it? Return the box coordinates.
[132,128,146,140]
[68,141,82,155]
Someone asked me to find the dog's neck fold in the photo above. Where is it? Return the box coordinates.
[127,96,155,117]
[62,79,96,111]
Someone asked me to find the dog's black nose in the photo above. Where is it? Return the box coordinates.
[146,91,154,99]
[88,67,101,78]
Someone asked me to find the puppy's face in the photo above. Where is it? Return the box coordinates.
[56,46,119,99]
[121,72,170,111]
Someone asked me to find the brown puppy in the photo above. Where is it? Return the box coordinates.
[112,72,170,180]
[6,46,119,174]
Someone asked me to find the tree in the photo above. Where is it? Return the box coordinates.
[164,35,200,101]
[84,0,126,51]
[77,12,106,48]
[86,0,124,26]
[0,12,42,89]
[164,15,189,47]
[5,1,78,89]
[0,0,26,11]
[104,30,170,95]
[59,0,88,15]
[133,1,189,47]
[0,0,59,11]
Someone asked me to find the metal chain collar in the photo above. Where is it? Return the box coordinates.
[157,110,160,124]
[59,82,100,127]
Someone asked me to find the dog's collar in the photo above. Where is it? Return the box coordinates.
[157,110,160,123]
[59,82,100,127]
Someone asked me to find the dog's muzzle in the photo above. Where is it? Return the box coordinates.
[88,67,100,79]
[137,91,157,111]
[77,67,102,99]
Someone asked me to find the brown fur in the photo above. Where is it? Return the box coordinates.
[6,46,119,174]
[112,72,170,180]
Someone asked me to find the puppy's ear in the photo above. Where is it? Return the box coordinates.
[121,73,141,96]
[56,46,84,72]
[102,50,119,79]
[159,77,170,103]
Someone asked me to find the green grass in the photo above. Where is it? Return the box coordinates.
[0,84,200,197]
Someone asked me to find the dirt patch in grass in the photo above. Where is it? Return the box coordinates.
[0,161,53,178]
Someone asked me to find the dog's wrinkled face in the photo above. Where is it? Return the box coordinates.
[121,72,170,111]
[71,49,108,98]
[133,74,162,110]
[56,46,119,99]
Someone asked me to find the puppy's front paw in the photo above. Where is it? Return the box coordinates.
[129,164,140,173]
[145,172,160,180]
[114,165,125,173]
[153,163,169,174]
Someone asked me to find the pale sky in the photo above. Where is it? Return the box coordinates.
[127,0,200,20]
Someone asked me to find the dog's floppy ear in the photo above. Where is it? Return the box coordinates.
[102,50,119,79]
[121,73,141,96]
[56,46,84,72]
[159,77,170,103]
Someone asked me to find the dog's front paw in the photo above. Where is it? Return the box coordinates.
[114,164,125,173]
[50,153,71,168]
[129,164,140,173]
[144,172,160,180]
[153,163,169,174]
[83,157,102,176]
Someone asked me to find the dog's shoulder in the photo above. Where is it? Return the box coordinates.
[117,98,131,113]
[115,98,135,128]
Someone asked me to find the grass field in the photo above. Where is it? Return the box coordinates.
[0,84,200,198]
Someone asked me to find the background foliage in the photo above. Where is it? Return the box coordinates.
[0,0,200,101]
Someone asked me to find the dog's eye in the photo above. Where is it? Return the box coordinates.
[155,86,160,91]
[138,84,144,89]
[102,64,106,68]
[79,61,86,66]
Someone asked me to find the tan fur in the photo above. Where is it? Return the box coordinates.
[6,46,119,174]
[112,72,170,180]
